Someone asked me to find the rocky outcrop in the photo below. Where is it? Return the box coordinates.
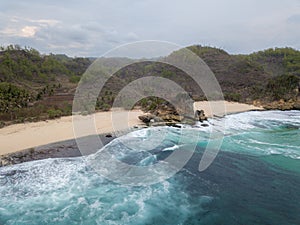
[138,114,155,124]
[159,114,183,122]
[139,112,183,125]
[0,133,117,167]
[0,148,36,167]
[138,114,164,124]
[194,110,207,122]
[293,101,300,110]
[293,98,300,110]
[263,99,297,110]
[139,108,208,126]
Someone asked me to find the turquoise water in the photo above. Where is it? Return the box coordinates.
[0,111,300,225]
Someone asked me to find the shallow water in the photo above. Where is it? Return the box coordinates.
[0,111,299,225]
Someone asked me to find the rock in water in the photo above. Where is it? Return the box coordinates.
[194,110,207,122]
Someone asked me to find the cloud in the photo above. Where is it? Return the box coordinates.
[0,16,59,39]
[0,27,19,37]
[28,19,60,27]
[287,14,300,24]
[0,25,38,38]
[0,0,299,56]
[21,26,38,37]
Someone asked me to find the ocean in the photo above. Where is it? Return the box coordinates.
[0,111,299,225]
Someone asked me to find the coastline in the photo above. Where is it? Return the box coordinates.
[0,109,144,156]
[193,100,264,118]
[0,101,264,166]
[0,133,119,167]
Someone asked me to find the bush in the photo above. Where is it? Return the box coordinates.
[0,82,31,113]
[225,92,241,102]
[47,109,63,119]
[69,75,81,83]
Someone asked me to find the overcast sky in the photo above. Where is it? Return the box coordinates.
[0,0,300,56]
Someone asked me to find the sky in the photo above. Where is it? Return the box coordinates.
[0,0,300,57]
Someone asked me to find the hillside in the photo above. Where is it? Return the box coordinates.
[95,46,299,110]
[0,45,299,126]
[189,46,300,103]
[0,45,92,126]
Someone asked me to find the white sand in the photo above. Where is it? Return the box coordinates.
[0,110,144,155]
[0,101,263,155]
[194,101,263,118]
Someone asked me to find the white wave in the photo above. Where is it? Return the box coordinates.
[162,144,180,151]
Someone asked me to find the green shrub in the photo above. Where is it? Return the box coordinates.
[225,92,241,102]
[69,75,81,83]
[0,82,31,113]
[47,109,63,119]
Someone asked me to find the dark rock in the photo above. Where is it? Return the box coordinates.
[195,110,207,122]
[138,114,155,124]
[105,134,113,138]
[0,133,119,167]
[13,152,25,159]
[0,158,12,167]
[160,114,183,122]
[201,124,209,127]
[166,123,182,128]
[293,100,300,110]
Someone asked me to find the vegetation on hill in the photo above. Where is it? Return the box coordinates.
[248,47,300,76]
[0,45,91,126]
[246,47,300,103]
[0,44,299,127]
[0,82,31,114]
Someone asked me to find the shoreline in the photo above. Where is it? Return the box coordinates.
[0,133,119,167]
[0,101,264,166]
[0,109,144,156]
[193,101,264,118]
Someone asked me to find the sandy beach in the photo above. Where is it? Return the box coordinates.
[0,109,144,156]
[0,101,263,156]
[193,101,263,117]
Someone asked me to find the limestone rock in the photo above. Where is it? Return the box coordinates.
[293,99,300,110]
[138,114,155,124]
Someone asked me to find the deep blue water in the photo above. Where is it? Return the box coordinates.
[0,111,300,225]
